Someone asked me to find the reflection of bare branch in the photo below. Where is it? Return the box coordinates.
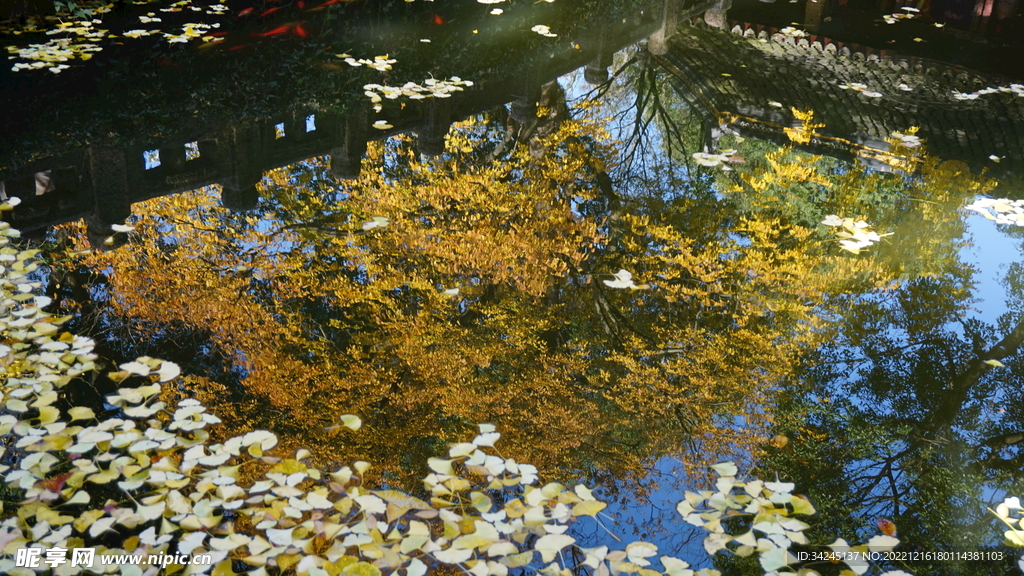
[926,316,1024,432]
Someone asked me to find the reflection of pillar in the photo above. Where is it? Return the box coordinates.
[86,147,132,250]
[510,71,544,124]
[329,107,368,180]
[704,0,732,30]
[648,0,681,55]
[803,0,827,32]
[970,0,995,32]
[509,97,538,123]
[222,125,263,211]
[417,98,453,157]
[584,27,615,85]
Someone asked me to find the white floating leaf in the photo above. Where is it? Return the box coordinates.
[68,407,96,421]
[157,361,180,382]
[535,534,575,562]
[120,361,151,376]
[867,534,900,551]
[473,432,500,447]
[711,462,738,477]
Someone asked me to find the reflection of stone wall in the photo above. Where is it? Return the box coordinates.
[656,19,1024,174]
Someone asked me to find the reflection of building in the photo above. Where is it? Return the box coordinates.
[654,18,1024,173]
[0,113,370,246]
[2,1,708,245]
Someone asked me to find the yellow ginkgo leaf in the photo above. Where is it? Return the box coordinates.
[571,500,606,517]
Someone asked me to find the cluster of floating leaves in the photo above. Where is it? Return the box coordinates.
[5,0,232,72]
[837,82,883,99]
[364,77,473,128]
[337,54,397,72]
[157,0,230,14]
[530,25,557,38]
[778,27,808,38]
[691,149,743,170]
[678,462,912,575]
[363,77,472,104]
[965,197,1024,226]
[0,209,935,576]
[163,21,221,44]
[888,129,922,148]
[992,497,1024,572]
[821,215,890,254]
[882,7,918,24]
[952,83,1024,101]
[6,21,105,72]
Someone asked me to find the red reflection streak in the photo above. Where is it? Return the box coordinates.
[252,25,291,36]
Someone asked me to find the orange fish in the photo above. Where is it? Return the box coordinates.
[260,6,281,16]
[237,7,254,16]
[252,25,290,36]
[432,13,444,25]
[229,44,251,50]
[877,518,897,536]
[294,23,310,37]
[297,0,305,7]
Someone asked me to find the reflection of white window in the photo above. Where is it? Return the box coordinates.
[185,141,200,160]
[144,149,161,169]
[306,115,316,132]
[275,123,286,139]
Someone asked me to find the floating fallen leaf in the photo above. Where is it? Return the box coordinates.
[362,216,390,230]
[372,120,393,130]
[603,269,636,289]
[711,462,738,476]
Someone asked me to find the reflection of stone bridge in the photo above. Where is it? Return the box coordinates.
[653,17,1024,173]
[1,0,723,245]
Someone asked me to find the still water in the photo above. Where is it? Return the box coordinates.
[1,0,1023,574]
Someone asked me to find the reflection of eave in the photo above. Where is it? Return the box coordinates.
[653,48,887,165]
[653,19,1023,177]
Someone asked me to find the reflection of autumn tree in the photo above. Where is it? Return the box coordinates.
[742,208,1024,573]
[62,114,889,491]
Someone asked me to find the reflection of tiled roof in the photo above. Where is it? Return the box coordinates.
[657,20,1024,173]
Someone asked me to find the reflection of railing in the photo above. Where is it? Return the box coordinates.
[0,110,369,247]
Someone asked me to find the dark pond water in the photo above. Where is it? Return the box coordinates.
[2,0,1024,574]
